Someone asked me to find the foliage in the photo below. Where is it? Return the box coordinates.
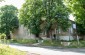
[64,0,85,35]
[42,0,70,32]
[19,0,43,37]
[0,33,6,39]
[11,39,37,44]
[19,0,70,38]
[41,40,61,46]
[42,40,85,48]
[10,39,85,48]
[0,44,26,55]
[0,5,19,39]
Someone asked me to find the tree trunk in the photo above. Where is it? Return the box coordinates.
[35,34,43,43]
[5,29,11,39]
[6,32,11,40]
[47,32,50,38]
[35,34,39,38]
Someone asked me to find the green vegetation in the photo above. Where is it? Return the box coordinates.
[66,40,85,48]
[0,44,26,55]
[0,33,6,39]
[0,38,84,48]
[8,39,85,48]
[19,0,70,39]
[19,0,43,38]
[0,0,85,48]
[41,40,85,48]
[64,0,85,35]
[10,39,37,44]
[41,40,62,46]
[0,5,19,39]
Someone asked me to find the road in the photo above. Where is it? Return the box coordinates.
[9,44,85,55]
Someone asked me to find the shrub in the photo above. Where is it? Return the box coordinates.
[0,44,26,55]
[0,33,6,39]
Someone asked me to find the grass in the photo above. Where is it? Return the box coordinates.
[5,39,85,48]
[61,40,85,48]
[41,40,85,48]
[10,39,37,44]
[9,39,62,46]
[0,44,27,55]
[41,40,62,46]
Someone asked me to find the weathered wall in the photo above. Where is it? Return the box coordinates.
[11,25,35,39]
[11,25,74,41]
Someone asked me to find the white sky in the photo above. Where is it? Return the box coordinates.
[0,0,25,9]
[69,14,75,21]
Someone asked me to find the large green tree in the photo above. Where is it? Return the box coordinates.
[0,5,19,39]
[64,0,85,36]
[19,0,43,38]
[19,0,70,39]
[42,0,69,38]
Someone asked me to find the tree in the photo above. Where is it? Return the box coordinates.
[64,0,85,36]
[42,0,70,39]
[19,0,43,38]
[19,0,70,40]
[0,5,19,39]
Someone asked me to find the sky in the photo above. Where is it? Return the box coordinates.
[69,14,75,21]
[0,0,75,21]
[0,0,25,9]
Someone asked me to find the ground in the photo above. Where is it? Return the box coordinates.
[0,44,26,55]
[9,44,85,55]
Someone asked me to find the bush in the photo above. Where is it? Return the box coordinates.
[0,33,6,39]
[0,44,26,55]
[41,40,62,46]
[11,39,37,44]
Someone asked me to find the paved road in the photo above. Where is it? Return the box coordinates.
[9,44,85,55]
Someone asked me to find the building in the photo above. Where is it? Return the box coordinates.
[11,20,77,41]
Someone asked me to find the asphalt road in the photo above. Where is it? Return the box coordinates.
[9,44,85,55]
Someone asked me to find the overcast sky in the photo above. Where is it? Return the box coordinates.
[0,0,24,9]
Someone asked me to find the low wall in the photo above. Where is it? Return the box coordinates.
[59,36,74,41]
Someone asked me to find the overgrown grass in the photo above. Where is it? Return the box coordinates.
[41,40,85,48]
[10,39,37,44]
[62,40,85,48]
[9,39,62,46]
[0,44,27,55]
[8,39,85,48]
[41,40,62,46]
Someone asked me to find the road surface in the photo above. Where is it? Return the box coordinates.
[9,44,85,55]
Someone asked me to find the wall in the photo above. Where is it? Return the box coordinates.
[11,25,35,39]
[11,24,74,41]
